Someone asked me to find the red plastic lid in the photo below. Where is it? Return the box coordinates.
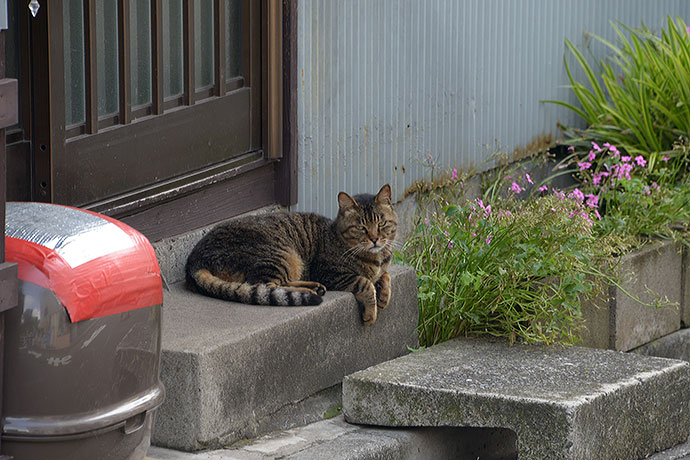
[5,202,163,322]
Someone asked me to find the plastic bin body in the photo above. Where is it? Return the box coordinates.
[1,202,164,460]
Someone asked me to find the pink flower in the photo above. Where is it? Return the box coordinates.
[577,161,592,171]
[424,218,430,227]
[592,171,609,186]
[591,142,602,152]
[662,156,670,162]
[643,185,651,195]
[594,209,601,220]
[634,155,646,167]
[486,235,492,245]
[538,185,548,192]
[652,182,660,190]
[510,182,522,194]
[569,188,585,202]
[451,168,458,180]
[553,188,566,200]
[604,143,620,159]
[588,150,597,162]
[621,155,632,162]
[687,25,690,34]
[585,193,599,208]
[525,173,533,185]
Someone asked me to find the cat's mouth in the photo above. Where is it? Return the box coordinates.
[368,242,386,252]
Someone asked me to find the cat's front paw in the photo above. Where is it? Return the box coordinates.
[362,305,377,325]
[376,272,391,309]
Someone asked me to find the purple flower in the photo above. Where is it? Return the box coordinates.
[585,193,599,208]
[643,185,651,195]
[652,182,660,190]
[486,235,492,245]
[687,25,690,34]
[621,155,632,162]
[510,182,522,194]
[591,171,609,186]
[451,168,458,180]
[538,185,548,192]
[634,155,646,167]
[662,156,670,162]
[591,142,602,152]
[525,173,533,185]
[594,209,601,220]
[569,188,585,202]
[588,150,597,162]
[424,218,430,227]
[577,161,592,171]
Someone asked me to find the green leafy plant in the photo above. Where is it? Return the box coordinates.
[397,180,617,347]
[544,16,690,186]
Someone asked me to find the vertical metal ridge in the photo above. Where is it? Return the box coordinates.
[296,0,690,217]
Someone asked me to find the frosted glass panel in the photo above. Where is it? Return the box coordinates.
[163,0,184,98]
[64,0,86,126]
[96,0,119,117]
[225,0,242,78]
[130,1,152,107]
[195,0,215,90]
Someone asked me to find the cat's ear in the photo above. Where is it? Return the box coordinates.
[375,184,392,205]
[338,192,358,212]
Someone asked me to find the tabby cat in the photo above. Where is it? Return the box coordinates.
[185,184,397,325]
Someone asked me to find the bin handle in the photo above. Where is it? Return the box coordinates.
[122,412,146,435]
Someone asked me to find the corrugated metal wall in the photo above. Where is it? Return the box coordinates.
[296,0,690,216]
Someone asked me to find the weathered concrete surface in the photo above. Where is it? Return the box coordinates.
[581,241,682,351]
[343,337,690,460]
[148,415,516,460]
[632,328,690,362]
[152,265,419,451]
[648,434,690,460]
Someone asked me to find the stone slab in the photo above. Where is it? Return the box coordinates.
[581,240,682,351]
[342,337,690,460]
[147,416,516,460]
[153,265,419,451]
[632,327,690,362]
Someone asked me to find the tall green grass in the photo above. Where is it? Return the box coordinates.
[545,16,690,183]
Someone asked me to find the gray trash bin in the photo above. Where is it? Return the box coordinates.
[1,202,164,460]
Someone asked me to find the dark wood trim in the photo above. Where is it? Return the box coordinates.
[54,88,253,205]
[121,162,276,241]
[151,0,164,115]
[247,0,261,150]
[118,0,131,125]
[214,0,226,96]
[182,0,194,106]
[262,0,283,160]
[30,1,59,202]
[276,0,298,206]
[84,0,98,134]
[86,150,264,217]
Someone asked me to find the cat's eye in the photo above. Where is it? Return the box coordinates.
[358,225,367,232]
[378,221,387,228]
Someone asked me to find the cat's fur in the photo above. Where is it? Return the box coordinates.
[185,185,398,325]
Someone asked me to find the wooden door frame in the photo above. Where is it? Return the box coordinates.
[8,0,299,242]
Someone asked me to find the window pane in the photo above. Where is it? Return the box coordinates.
[225,0,242,78]
[63,0,86,126]
[96,0,119,117]
[130,1,152,107]
[195,0,214,90]
[163,0,184,98]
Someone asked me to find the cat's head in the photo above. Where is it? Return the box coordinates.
[336,184,398,253]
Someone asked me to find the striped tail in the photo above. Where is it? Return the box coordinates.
[191,269,322,306]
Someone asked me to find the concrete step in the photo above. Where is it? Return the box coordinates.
[342,337,690,460]
[147,415,517,460]
[152,264,419,452]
